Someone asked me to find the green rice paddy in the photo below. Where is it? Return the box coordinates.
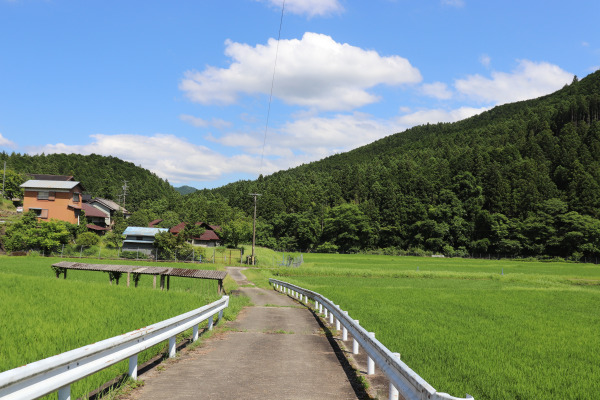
[271,254,600,400]
[0,256,248,399]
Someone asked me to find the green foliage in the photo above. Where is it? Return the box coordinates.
[2,211,74,253]
[76,231,100,247]
[103,231,124,249]
[0,169,26,200]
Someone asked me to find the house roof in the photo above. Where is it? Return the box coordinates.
[148,219,163,227]
[170,222,187,234]
[86,223,110,231]
[21,180,82,191]
[92,198,129,214]
[195,230,220,241]
[28,174,74,181]
[82,203,109,218]
[170,221,219,235]
[123,226,168,237]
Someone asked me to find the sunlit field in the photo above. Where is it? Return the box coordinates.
[269,253,600,400]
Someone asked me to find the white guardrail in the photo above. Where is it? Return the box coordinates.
[0,296,229,400]
[270,279,473,400]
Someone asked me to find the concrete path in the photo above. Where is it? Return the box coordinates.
[125,267,365,400]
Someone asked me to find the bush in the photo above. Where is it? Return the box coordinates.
[76,232,100,247]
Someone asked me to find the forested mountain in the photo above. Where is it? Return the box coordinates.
[175,185,198,195]
[0,152,177,211]
[205,71,600,258]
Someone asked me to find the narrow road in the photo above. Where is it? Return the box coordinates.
[126,267,364,399]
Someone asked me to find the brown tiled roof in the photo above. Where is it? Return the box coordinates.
[148,219,163,227]
[209,225,221,231]
[86,223,110,231]
[170,222,187,234]
[82,203,109,218]
[195,230,220,241]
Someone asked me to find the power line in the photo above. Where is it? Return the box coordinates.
[259,0,286,174]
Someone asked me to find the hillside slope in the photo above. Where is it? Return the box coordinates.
[208,71,600,257]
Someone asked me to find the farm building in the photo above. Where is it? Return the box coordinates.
[170,222,222,247]
[20,180,85,224]
[122,226,169,255]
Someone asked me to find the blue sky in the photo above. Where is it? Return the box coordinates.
[0,0,598,189]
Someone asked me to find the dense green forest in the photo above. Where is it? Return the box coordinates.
[3,71,600,260]
[206,71,600,259]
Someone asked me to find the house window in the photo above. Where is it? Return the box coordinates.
[29,208,49,219]
[73,192,80,202]
[37,191,55,201]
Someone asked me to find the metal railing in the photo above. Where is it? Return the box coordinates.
[270,279,473,400]
[0,296,229,400]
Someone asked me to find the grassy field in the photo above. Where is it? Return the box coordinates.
[0,255,249,399]
[265,253,600,400]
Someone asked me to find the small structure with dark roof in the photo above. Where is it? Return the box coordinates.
[170,221,222,247]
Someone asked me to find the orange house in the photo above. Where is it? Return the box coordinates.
[20,180,85,224]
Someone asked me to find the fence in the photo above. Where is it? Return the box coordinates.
[28,245,243,265]
[269,279,473,400]
[0,296,229,400]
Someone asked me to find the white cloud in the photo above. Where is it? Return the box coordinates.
[454,60,573,105]
[479,54,491,68]
[421,82,453,99]
[179,114,231,129]
[441,0,465,7]
[259,0,343,17]
[395,106,488,127]
[180,32,422,112]
[28,134,235,183]
[0,133,16,148]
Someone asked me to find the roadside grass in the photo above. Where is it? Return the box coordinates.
[263,253,600,400]
[0,255,249,400]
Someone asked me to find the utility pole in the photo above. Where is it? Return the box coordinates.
[122,180,128,210]
[249,193,261,265]
[2,161,5,198]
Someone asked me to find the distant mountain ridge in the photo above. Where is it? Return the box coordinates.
[175,185,198,195]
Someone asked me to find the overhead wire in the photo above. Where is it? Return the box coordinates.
[259,0,286,175]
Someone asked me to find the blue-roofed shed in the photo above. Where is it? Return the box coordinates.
[122,226,168,256]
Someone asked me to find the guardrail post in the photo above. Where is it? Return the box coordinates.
[304,294,308,303]
[58,385,70,400]
[342,311,348,340]
[335,306,341,331]
[218,309,224,324]
[367,332,376,374]
[169,336,176,358]
[329,310,334,325]
[353,320,360,354]
[319,303,323,314]
[208,315,214,331]
[324,307,328,318]
[389,353,400,400]
[193,324,199,341]
[128,354,138,380]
